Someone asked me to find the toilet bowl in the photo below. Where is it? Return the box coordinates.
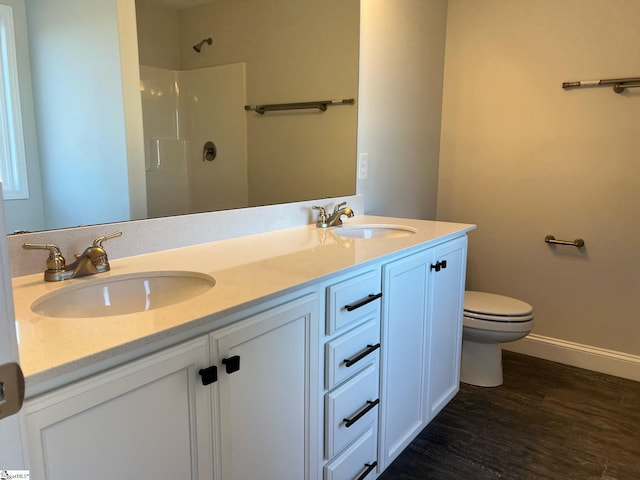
[460,291,534,387]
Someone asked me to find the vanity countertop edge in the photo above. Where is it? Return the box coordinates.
[12,215,475,397]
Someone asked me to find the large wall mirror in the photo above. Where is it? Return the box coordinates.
[3,0,359,234]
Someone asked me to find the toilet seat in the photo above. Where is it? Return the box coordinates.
[464,311,534,323]
[463,291,534,323]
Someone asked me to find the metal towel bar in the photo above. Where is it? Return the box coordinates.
[545,235,585,248]
[562,76,640,94]
[244,98,354,114]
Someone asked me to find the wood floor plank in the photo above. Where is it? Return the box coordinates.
[378,351,640,480]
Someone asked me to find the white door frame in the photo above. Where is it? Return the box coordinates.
[0,193,29,468]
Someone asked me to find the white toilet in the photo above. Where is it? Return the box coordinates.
[460,291,534,387]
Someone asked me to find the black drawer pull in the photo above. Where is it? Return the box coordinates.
[198,366,218,385]
[345,292,382,312]
[343,399,379,428]
[356,461,378,480]
[344,343,381,368]
[222,355,241,374]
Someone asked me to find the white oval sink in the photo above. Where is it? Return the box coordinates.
[31,271,215,318]
[334,224,417,239]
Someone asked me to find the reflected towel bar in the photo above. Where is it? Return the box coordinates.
[545,235,585,248]
[562,76,640,94]
[244,98,354,115]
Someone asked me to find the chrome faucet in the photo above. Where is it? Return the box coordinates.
[23,231,122,282]
[313,202,355,228]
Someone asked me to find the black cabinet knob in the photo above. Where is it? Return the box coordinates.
[198,366,218,385]
[222,355,241,374]
[430,260,448,272]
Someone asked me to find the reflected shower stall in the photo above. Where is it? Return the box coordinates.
[139,63,248,218]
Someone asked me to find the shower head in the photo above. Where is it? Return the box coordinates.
[193,37,213,53]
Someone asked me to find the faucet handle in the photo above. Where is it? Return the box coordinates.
[312,206,328,221]
[333,202,347,213]
[312,206,330,228]
[22,243,66,272]
[93,231,123,247]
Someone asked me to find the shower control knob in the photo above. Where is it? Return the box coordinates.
[203,141,217,161]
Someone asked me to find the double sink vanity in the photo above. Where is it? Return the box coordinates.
[12,214,474,480]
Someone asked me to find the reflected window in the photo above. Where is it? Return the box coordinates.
[0,4,28,200]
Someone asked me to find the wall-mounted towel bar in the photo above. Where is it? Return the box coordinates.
[562,76,640,94]
[545,235,585,248]
[244,98,354,115]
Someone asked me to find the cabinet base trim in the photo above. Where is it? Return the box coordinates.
[504,334,640,382]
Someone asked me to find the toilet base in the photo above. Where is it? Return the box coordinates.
[460,340,503,387]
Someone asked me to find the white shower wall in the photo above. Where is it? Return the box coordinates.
[139,63,248,218]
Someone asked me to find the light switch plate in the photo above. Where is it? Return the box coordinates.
[358,153,369,180]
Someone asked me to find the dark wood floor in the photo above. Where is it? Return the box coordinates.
[379,351,640,480]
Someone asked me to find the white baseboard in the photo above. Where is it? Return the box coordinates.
[503,334,640,383]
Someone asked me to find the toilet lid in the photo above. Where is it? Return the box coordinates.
[464,291,533,318]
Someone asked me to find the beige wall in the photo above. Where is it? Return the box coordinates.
[135,0,181,70]
[437,0,640,355]
[358,0,447,219]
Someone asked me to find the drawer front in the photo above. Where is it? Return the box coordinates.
[327,270,382,334]
[326,318,380,390]
[326,363,379,458]
[324,425,378,480]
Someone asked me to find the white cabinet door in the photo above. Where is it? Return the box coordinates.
[211,294,319,480]
[379,236,468,469]
[24,337,213,480]
[426,236,467,420]
[379,250,431,470]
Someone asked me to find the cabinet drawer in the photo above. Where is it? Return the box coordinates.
[324,425,378,480]
[326,318,380,390]
[325,363,379,458]
[327,270,382,334]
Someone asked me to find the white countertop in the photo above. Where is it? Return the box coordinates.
[12,216,475,392]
